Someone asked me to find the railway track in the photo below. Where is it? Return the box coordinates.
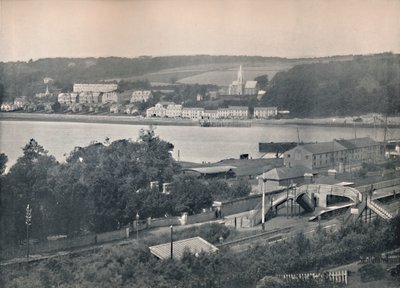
[216,226,293,249]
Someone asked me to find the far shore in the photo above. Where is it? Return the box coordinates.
[1,112,400,128]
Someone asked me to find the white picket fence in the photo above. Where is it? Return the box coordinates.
[280,270,348,285]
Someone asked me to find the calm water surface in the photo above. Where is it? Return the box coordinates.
[0,120,397,169]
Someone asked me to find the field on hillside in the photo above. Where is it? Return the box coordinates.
[178,63,295,86]
[107,61,298,86]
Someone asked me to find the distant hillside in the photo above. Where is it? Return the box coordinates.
[260,53,400,117]
[0,55,352,102]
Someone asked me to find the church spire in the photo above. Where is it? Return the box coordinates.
[237,65,243,85]
[237,65,244,95]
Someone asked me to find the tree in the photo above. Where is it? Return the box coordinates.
[1,139,58,242]
[170,175,213,214]
[254,74,269,91]
[0,153,7,175]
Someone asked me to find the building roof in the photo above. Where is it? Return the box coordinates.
[254,107,277,111]
[335,137,378,149]
[228,106,248,110]
[261,166,316,181]
[245,81,258,89]
[182,107,204,111]
[149,236,218,260]
[184,165,236,174]
[132,90,152,95]
[300,142,347,154]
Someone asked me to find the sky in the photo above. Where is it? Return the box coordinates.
[0,0,399,62]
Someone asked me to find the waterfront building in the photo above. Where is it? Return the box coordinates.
[182,107,204,119]
[165,104,183,118]
[0,102,16,111]
[14,96,29,109]
[254,107,278,119]
[130,90,153,103]
[146,103,167,117]
[217,106,249,119]
[283,137,384,171]
[203,109,219,119]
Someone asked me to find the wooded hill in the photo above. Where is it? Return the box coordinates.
[260,53,400,117]
[0,55,349,103]
[1,53,398,117]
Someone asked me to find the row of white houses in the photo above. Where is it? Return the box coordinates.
[146,103,278,119]
[58,90,153,105]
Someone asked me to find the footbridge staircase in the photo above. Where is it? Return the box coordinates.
[248,188,314,226]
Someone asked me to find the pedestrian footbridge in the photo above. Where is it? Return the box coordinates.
[249,184,395,227]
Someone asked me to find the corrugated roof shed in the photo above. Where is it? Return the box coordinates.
[149,236,218,260]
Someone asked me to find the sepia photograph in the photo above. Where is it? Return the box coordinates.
[0,0,400,287]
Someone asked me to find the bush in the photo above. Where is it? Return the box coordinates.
[358,264,386,282]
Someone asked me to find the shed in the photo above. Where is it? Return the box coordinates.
[149,236,218,260]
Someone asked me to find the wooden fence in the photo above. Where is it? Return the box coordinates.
[281,270,348,285]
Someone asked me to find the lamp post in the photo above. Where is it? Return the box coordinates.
[261,174,266,230]
[136,212,139,242]
[170,225,174,260]
[25,204,32,260]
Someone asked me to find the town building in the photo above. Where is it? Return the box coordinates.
[102,92,120,104]
[73,83,118,93]
[130,90,153,103]
[254,107,278,119]
[217,106,249,119]
[14,96,29,109]
[182,107,204,119]
[35,85,53,98]
[146,103,168,117]
[228,66,259,96]
[165,104,183,118]
[258,166,316,191]
[124,104,138,115]
[78,92,102,104]
[228,65,244,95]
[244,81,259,95]
[57,93,79,105]
[110,104,124,113]
[283,137,384,171]
[0,102,16,111]
[203,110,219,119]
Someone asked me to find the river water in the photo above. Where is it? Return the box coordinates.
[0,120,397,169]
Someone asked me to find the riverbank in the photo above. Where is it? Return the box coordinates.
[1,112,400,128]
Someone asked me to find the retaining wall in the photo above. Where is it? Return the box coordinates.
[186,211,216,225]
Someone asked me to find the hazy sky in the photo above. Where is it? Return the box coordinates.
[1,0,399,62]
